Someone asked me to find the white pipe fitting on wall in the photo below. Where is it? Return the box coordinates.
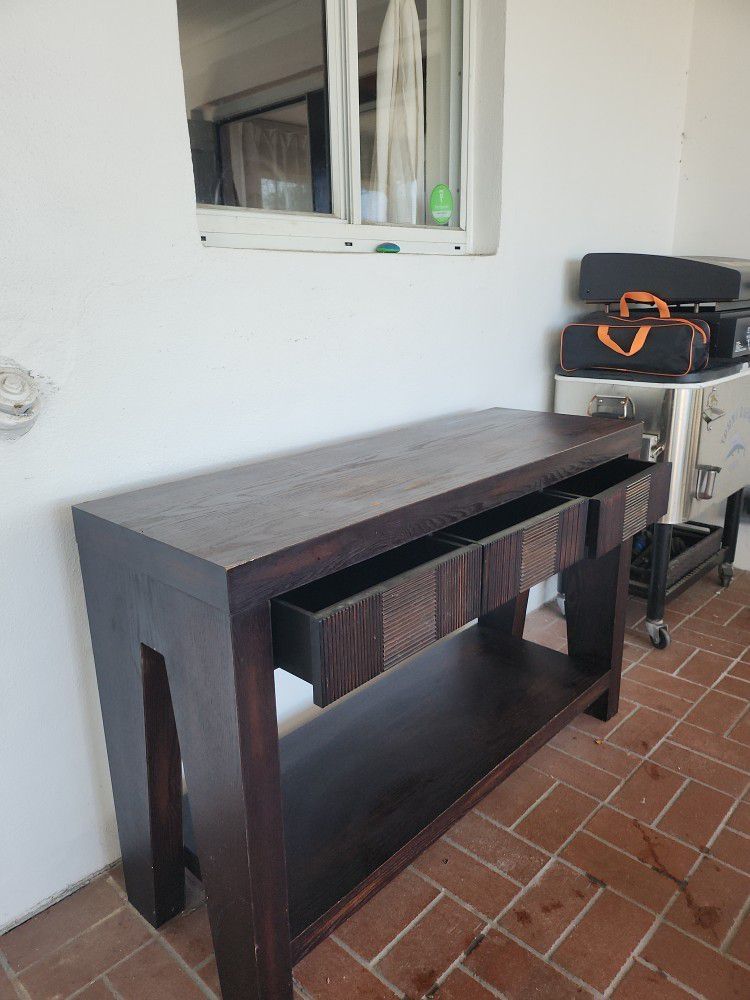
[0,365,41,438]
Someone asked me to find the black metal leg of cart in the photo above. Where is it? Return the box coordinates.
[719,488,745,587]
[646,523,673,650]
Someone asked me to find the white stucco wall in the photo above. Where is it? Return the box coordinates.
[1,0,695,930]
[674,0,750,257]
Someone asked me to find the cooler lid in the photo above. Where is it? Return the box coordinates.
[555,358,749,385]
[580,253,750,304]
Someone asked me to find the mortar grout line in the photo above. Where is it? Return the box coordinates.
[425,847,605,998]
[531,741,639,780]
[541,636,750,994]
[419,923,494,998]
[105,876,217,1000]
[466,733,677,1000]
[442,836,526,889]
[0,861,125,940]
[604,761,750,996]
[651,777,691,827]
[722,890,750,956]
[408,868,496,924]
[660,914,750,971]
[450,964,509,998]
[8,906,127,977]
[485,922,599,996]
[63,940,154,999]
[601,803,750,871]
[101,974,123,999]
[507,780,561,829]
[361,605,750,995]
[441,637,746,935]
[542,885,604,959]
[621,668,706,697]
[634,955,707,999]
[328,934,404,997]
[0,951,31,1000]
[725,701,750,740]
[659,733,750,777]
[366,890,446,968]
[292,976,316,1000]
[672,646,707,678]
[601,909,666,999]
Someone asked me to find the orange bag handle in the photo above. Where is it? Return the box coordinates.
[619,291,671,319]
[597,324,652,356]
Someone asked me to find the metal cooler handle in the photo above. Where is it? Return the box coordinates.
[587,394,636,419]
[695,465,722,501]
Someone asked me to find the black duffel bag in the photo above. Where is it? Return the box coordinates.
[560,291,710,376]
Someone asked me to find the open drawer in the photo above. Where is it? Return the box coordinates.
[546,457,672,558]
[271,537,481,707]
[438,493,589,615]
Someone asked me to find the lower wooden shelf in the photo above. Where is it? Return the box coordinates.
[184,625,609,961]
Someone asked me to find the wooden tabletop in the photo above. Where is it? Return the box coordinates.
[74,409,641,610]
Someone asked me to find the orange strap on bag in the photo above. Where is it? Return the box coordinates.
[619,291,671,319]
[597,324,652,356]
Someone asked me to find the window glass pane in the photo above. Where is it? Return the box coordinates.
[357,0,463,228]
[177,0,332,214]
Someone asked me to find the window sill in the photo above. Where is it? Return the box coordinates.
[196,207,473,255]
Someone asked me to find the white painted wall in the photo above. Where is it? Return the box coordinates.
[0,0,695,930]
[674,0,750,257]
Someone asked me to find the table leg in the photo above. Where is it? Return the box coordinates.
[479,591,529,637]
[720,489,745,587]
[151,587,293,1000]
[77,551,185,927]
[562,541,632,721]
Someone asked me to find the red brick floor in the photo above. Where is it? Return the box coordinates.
[2,571,750,999]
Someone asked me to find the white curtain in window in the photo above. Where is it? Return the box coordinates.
[369,0,425,225]
[226,117,313,213]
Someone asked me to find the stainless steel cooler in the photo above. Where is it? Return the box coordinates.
[555,363,749,647]
[554,253,750,648]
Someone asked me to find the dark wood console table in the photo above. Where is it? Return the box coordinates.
[73,408,668,999]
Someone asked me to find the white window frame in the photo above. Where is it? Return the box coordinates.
[194,0,504,255]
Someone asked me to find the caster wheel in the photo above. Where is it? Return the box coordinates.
[651,626,671,650]
[719,563,734,589]
[646,621,671,650]
[556,594,566,618]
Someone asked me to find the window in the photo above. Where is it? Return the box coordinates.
[176,1,503,253]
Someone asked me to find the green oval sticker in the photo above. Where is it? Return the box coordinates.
[430,184,454,225]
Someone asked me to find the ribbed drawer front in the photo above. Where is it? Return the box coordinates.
[546,458,672,558]
[520,516,559,591]
[319,596,383,705]
[622,474,652,540]
[482,532,523,612]
[272,538,482,708]
[438,494,589,616]
[382,570,437,669]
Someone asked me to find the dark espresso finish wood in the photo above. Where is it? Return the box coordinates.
[440,493,588,614]
[183,626,611,958]
[550,457,672,558]
[141,645,184,922]
[75,542,292,1000]
[75,409,642,611]
[479,591,530,638]
[563,540,633,721]
[272,537,481,706]
[76,549,185,927]
[281,627,610,949]
[73,408,644,1000]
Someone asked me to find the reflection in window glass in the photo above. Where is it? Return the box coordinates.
[358,0,463,228]
[177,0,332,214]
